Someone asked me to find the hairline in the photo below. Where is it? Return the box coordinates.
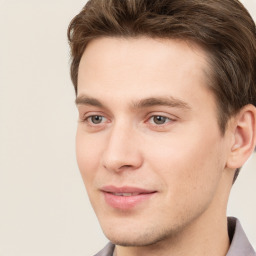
[76,35,227,134]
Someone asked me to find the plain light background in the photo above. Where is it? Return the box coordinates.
[0,0,255,255]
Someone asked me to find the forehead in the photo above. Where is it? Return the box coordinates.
[77,37,212,105]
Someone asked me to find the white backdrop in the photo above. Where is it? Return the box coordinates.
[0,1,255,255]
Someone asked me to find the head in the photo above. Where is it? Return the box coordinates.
[68,0,256,249]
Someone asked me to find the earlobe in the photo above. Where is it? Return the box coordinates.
[226,104,256,169]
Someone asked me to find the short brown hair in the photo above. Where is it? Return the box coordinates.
[67,0,256,182]
[68,0,256,133]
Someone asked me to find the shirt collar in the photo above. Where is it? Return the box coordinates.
[226,217,255,256]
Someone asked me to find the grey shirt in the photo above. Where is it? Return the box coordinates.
[94,217,255,256]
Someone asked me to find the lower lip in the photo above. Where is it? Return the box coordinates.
[103,192,156,210]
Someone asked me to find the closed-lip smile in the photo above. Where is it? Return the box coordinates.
[100,186,157,210]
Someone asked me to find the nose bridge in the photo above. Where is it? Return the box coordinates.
[102,119,142,172]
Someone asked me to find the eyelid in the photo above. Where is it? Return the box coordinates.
[79,110,106,120]
[145,112,177,129]
[146,112,177,121]
[78,111,110,126]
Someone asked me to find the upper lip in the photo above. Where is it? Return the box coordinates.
[100,186,156,194]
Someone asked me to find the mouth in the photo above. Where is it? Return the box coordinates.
[109,192,141,196]
[100,186,157,210]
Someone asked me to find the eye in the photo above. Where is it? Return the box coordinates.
[87,115,106,124]
[149,115,171,125]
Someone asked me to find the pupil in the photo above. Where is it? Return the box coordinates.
[154,116,166,124]
[92,116,102,124]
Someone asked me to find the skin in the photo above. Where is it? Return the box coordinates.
[75,37,255,256]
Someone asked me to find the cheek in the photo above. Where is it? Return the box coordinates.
[145,130,225,193]
[144,135,226,223]
[76,130,101,184]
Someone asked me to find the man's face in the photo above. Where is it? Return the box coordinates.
[76,37,231,246]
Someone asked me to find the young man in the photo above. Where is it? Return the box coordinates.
[68,0,256,255]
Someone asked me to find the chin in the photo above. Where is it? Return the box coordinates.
[108,236,160,247]
[103,226,175,247]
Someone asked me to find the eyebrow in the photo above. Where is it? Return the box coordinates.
[132,96,191,110]
[75,95,191,110]
[75,96,104,107]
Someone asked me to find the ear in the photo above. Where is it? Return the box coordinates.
[226,104,256,169]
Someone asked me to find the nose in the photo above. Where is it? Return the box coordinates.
[102,122,143,173]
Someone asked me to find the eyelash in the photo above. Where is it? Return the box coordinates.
[81,114,174,128]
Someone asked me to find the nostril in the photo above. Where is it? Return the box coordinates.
[103,163,140,173]
[122,165,133,168]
